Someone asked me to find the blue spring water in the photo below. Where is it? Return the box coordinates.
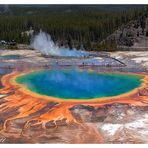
[0,55,20,60]
[16,69,143,100]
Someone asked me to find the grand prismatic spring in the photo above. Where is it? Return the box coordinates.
[16,69,143,100]
[0,66,148,143]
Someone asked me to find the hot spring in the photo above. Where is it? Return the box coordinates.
[0,55,20,60]
[16,69,143,100]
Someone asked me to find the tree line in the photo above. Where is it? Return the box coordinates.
[0,5,148,51]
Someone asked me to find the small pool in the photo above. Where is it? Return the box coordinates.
[16,69,143,100]
[0,55,20,60]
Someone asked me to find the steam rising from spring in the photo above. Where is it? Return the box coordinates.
[31,31,90,57]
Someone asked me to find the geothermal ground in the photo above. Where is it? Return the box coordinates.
[0,49,148,144]
[0,49,148,70]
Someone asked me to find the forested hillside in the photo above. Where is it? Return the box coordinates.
[0,5,148,51]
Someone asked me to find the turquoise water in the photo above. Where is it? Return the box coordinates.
[0,55,20,59]
[16,69,143,100]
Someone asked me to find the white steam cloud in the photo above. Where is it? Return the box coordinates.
[30,31,90,57]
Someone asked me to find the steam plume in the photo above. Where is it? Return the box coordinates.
[30,31,89,57]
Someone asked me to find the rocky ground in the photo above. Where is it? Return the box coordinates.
[71,103,148,144]
[106,15,148,49]
[109,51,148,70]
